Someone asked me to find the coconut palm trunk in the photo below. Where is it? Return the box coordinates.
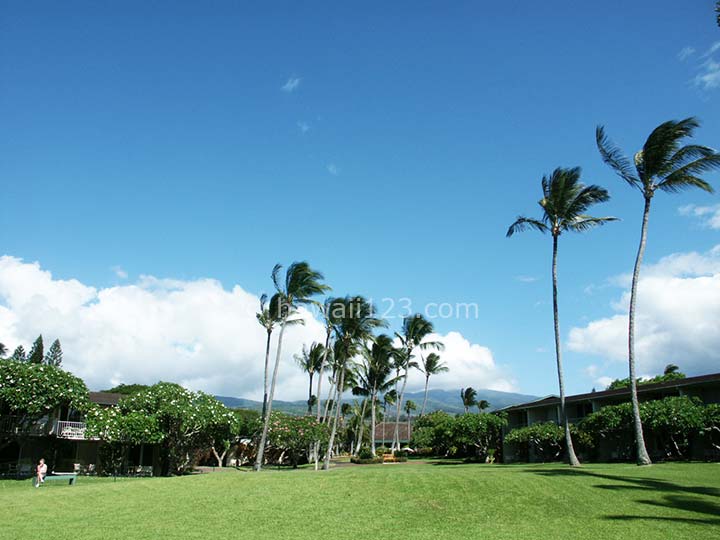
[393,371,409,451]
[628,197,653,465]
[324,366,346,469]
[354,398,368,454]
[261,329,272,422]
[552,234,581,467]
[254,320,286,471]
[371,391,378,454]
[313,332,331,470]
[420,374,430,417]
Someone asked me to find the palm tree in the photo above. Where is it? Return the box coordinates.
[323,296,386,469]
[596,118,719,465]
[382,389,397,447]
[392,315,443,451]
[295,342,326,414]
[460,387,477,413]
[256,293,283,422]
[508,166,617,467]
[254,262,330,472]
[404,399,417,437]
[476,399,490,413]
[0,343,7,358]
[419,352,448,416]
[355,335,397,454]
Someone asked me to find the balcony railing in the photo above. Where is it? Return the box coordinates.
[54,421,87,440]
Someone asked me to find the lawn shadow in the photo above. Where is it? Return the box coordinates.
[524,467,720,525]
[526,467,720,498]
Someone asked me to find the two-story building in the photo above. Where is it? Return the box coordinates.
[497,372,720,463]
[0,391,156,477]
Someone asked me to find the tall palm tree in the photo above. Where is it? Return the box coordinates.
[476,399,490,413]
[508,166,617,467]
[392,315,443,451]
[295,342,326,414]
[355,334,397,454]
[323,295,385,469]
[256,293,283,422]
[382,389,397,447]
[254,262,330,472]
[596,118,719,465]
[419,352,448,416]
[460,387,477,413]
[404,399,417,437]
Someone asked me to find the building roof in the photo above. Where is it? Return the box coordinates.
[88,392,124,406]
[373,422,412,442]
[497,372,720,413]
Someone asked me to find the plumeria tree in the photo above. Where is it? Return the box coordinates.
[260,412,330,468]
[105,382,235,475]
[0,360,89,450]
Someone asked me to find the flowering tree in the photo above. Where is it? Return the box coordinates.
[0,359,88,450]
[100,382,235,475]
[259,412,329,468]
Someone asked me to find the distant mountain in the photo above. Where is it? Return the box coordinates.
[215,388,538,416]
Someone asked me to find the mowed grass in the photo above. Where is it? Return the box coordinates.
[1,462,719,540]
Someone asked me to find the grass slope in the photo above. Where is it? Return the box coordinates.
[1,462,718,539]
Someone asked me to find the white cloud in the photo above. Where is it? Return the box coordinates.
[694,58,720,90]
[0,257,514,399]
[281,77,301,93]
[677,46,695,61]
[702,41,720,58]
[514,275,538,283]
[297,121,310,134]
[403,331,516,393]
[679,203,720,230]
[326,163,339,176]
[568,245,720,376]
[112,266,128,279]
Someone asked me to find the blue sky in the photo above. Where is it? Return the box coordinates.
[1,1,719,398]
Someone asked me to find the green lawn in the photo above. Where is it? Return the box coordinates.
[1,462,718,539]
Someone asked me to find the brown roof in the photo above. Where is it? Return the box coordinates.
[89,392,124,406]
[499,372,720,412]
[373,422,412,442]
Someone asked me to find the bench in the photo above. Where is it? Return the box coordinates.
[382,454,398,463]
[33,474,77,487]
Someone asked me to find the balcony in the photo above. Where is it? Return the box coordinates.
[54,421,88,440]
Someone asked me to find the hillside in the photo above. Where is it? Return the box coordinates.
[215,388,538,416]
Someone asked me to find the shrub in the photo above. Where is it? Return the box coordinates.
[375,446,390,455]
[357,447,374,460]
[415,447,434,457]
[393,450,408,459]
[350,456,383,465]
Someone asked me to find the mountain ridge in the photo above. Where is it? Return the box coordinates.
[215,388,539,416]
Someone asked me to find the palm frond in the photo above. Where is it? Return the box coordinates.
[567,215,619,233]
[642,118,699,178]
[506,216,548,237]
[656,175,714,194]
[657,154,720,193]
[596,126,641,189]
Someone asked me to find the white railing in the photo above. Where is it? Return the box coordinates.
[55,421,87,440]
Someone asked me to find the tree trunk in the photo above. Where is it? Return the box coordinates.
[371,392,377,454]
[393,368,409,452]
[255,320,287,471]
[420,375,430,417]
[307,372,314,415]
[314,330,332,470]
[323,371,336,425]
[552,234,581,467]
[354,398,368,454]
[261,329,272,423]
[323,366,345,470]
[628,197,653,466]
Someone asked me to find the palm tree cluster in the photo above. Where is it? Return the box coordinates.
[508,117,719,466]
